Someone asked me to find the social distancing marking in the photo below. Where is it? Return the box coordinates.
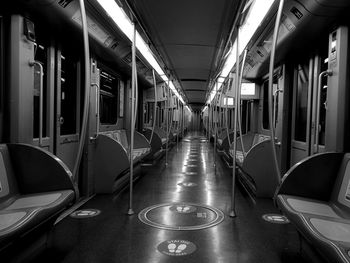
[70,209,101,218]
[262,214,290,224]
[138,202,225,231]
[157,240,196,256]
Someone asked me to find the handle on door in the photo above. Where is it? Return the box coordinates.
[59,116,64,125]
[315,69,332,153]
[273,89,283,128]
[29,60,43,146]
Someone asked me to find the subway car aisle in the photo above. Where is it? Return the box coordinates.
[41,132,303,263]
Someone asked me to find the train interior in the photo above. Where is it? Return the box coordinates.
[1,0,350,262]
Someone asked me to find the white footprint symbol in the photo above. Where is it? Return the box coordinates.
[176,244,187,254]
[183,206,190,212]
[168,243,176,253]
[176,206,184,212]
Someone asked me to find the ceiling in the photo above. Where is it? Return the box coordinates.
[127,0,242,111]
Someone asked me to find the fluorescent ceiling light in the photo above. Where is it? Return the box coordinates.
[95,0,186,103]
[220,0,274,79]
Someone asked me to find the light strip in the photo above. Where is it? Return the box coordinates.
[220,0,274,79]
[206,0,274,106]
[95,0,186,104]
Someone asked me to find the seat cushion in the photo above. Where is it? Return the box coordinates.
[0,190,74,246]
[277,194,350,263]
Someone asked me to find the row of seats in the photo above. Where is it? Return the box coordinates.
[276,152,350,263]
[0,144,75,255]
[218,132,279,198]
[105,129,150,162]
[94,130,151,193]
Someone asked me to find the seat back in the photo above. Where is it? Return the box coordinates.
[332,153,350,210]
[0,145,18,202]
[252,134,270,147]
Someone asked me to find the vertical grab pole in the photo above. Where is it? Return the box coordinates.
[230,26,240,218]
[149,69,157,143]
[268,0,285,187]
[128,23,137,215]
[213,82,218,168]
[237,49,247,157]
[176,96,179,151]
[165,80,170,166]
[73,0,90,187]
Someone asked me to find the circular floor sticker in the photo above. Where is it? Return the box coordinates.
[70,209,101,218]
[262,214,290,224]
[138,202,224,230]
[178,182,198,187]
[158,240,196,256]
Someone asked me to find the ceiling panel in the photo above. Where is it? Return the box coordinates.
[128,0,241,106]
[181,81,207,91]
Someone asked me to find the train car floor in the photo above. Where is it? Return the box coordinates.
[36,132,305,263]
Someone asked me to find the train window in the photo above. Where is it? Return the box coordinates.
[60,51,78,135]
[294,63,309,142]
[99,69,119,125]
[147,102,154,126]
[262,81,269,129]
[33,41,48,138]
[241,100,251,134]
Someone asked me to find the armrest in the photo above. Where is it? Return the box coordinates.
[7,143,75,194]
[276,152,344,201]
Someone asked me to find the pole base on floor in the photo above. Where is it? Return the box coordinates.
[229,210,237,218]
[127,209,135,215]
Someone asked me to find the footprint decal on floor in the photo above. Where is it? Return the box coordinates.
[167,243,176,253]
[167,243,187,254]
[175,244,187,253]
[176,206,190,213]
[158,240,196,256]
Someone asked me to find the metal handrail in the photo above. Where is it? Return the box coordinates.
[149,69,157,143]
[73,0,90,187]
[315,69,332,153]
[237,49,247,158]
[268,0,285,185]
[230,25,240,218]
[128,23,137,215]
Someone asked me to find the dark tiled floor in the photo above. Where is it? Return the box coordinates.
[43,132,304,263]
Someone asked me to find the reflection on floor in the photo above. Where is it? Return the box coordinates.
[38,132,304,263]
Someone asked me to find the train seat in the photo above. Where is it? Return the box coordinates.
[106,130,151,163]
[0,144,75,249]
[229,133,270,165]
[276,152,350,263]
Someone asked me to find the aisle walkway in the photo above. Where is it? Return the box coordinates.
[42,132,303,263]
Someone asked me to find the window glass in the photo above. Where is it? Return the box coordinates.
[60,51,78,135]
[294,63,309,142]
[99,69,119,125]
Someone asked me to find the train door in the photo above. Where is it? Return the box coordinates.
[55,46,80,170]
[290,49,328,165]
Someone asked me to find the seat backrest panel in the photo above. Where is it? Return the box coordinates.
[0,145,18,202]
[332,153,350,211]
